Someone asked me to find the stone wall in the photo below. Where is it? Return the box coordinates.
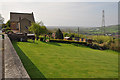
[4,34,30,79]
[20,18,31,33]
[0,35,2,80]
[8,33,27,42]
[10,22,18,30]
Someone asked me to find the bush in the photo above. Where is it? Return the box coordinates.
[50,39,87,45]
[99,40,103,44]
[102,44,109,50]
[55,28,63,39]
[5,26,11,30]
[109,39,120,51]
[87,43,108,50]
[40,38,44,41]
[69,33,75,38]
[5,30,13,34]
[92,35,113,44]
[92,44,101,49]
[64,33,69,37]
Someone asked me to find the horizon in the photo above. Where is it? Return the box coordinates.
[46,24,118,28]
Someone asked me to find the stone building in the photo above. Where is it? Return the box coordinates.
[10,12,35,33]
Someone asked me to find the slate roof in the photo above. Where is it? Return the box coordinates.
[10,12,35,22]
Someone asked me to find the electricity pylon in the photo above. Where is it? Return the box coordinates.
[102,10,106,36]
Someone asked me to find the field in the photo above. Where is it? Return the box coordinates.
[47,25,119,34]
[12,40,118,78]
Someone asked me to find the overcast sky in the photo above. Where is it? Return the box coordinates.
[0,1,118,27]
[0,0,119,2]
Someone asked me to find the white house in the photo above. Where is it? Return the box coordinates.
[64,37,70,40]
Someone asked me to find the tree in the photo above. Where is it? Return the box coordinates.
[2,24,6,28]
[6,20,10,27]
[29,22,47,40]
[55,28,63,39]
[2,20,10,29]
[64,33,69,37]
[0,14,4,29]
[0,14,4,23]
[69,33,75,38]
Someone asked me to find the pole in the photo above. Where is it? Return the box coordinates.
[78,27,79,37]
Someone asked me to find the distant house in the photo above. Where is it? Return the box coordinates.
[10,12,35,33]
[64,37,70,40]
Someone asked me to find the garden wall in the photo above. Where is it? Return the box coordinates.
[8,33,27,42]
[4,34,30,79]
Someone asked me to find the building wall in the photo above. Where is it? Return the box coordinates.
[8,33,27,42]
[10,22,18,30]
[20,19,31,33]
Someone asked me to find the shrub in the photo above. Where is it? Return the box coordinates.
[70,33,75,38]
[109,39,120,51]
[91,44,101,50]
[55,28,63,39]
[50,39,87,45]
[99,40,103,44]
[87,43,108,50]
[102,44,109,50]
[5,30,13,34]
[5,26,11,31]
[64,33,69,37]
[92,35,113,44]
[40,38,44,41]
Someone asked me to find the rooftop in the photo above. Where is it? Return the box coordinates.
[10,12,35,22]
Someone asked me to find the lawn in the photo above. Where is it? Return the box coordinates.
[12,40,118,78]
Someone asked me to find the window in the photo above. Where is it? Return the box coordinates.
[25,26,28,29]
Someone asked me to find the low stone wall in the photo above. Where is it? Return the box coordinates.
[4,34,30,79]
[8,33,27,42]
[0,35,2,80]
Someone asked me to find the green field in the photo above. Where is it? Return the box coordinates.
[12,40,118,78]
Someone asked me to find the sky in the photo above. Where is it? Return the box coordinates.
[0,0,119,2]
[0,1,118,27]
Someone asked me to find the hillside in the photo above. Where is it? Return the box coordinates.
[84,25,118,34]
[47,25,118,35]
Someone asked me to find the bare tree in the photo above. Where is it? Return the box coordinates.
[0,14,4,23]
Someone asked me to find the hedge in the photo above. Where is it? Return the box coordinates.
[49,39,87,45]
[49,39,109,50]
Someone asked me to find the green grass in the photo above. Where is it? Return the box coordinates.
[12,40,118,78]
[79,25,118,34]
